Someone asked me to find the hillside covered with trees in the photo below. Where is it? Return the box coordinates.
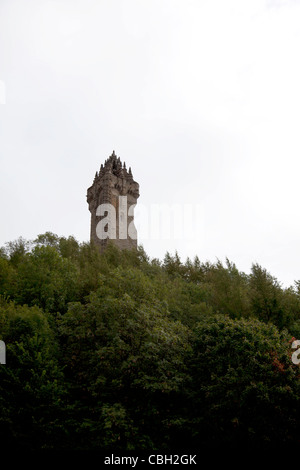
[0,232,299,450]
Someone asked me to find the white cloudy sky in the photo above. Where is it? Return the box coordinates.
[1,0,300,287]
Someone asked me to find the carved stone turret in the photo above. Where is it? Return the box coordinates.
[87,151,140,252]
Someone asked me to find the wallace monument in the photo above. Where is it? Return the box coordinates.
[87,151,140,252]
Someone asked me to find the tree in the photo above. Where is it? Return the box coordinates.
[204,258,250,319]
[249,263,285,328]
[4,237,31,267]
[187,315,300,446]
[14,245,79,313]
[59,268,191,450]
[0,300,66,449]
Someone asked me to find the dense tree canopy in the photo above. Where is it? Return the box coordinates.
[0,232,299,450]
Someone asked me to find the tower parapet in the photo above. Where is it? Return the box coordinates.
[87,151,140,251]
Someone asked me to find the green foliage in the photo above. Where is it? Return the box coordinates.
[59,270,191,449]
[188,315,300,445]
[0,233,300,449]
[3,237,31,267]
[0,300,66,449]
[13,245,79,313]
[203,259,251,319]
[0,257,16,301]
[249,263,288,329]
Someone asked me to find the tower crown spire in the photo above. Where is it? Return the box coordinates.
[95,151,135,179]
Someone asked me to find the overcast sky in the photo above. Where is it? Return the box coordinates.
[1,0,300,287]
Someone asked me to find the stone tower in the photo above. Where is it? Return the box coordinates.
[87,151,140,252]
